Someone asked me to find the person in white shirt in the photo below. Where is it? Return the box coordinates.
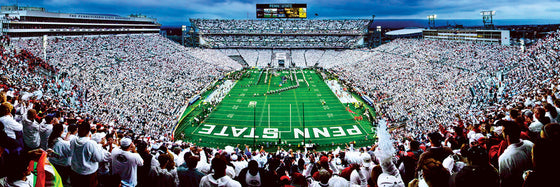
[237,160,264,186]
[350,154,374,186]
[65,124,78,141]
[70,121,106,187]
[308,168,349,187]
[111,137,144,187]
[150,153,180,187]
[528,107,550,133]
[200,155,241,187]
[39,115,55,150]
[498,121,533,187]
[229,154,248,178]
[0,102,22,141]
[48,123,72,185]
[22,109,40,150]
[544,103,559,123]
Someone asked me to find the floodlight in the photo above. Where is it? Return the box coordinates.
[481,10,496,29]
[427,14,437,29]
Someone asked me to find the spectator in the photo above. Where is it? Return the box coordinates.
[309,169,331,187]
[70,121,106,187]
[178,154,205,187]
[369,165,382,187]
[230,153,248,178]
[98,133,115,187]
[200,155,241,187]
[136,140,154,187]
[349,154,373,186]
[279,175,293,187]
[264,157,281,186]
[65,124,78,141]
[22,108,40,150]
[48,123,72,185]
[111,137,144,187]
[4,153,33,186]
[417,132,453,173]
[543,103,559,123]
[150,153,179,187]
[528,107,549,134]
[39,115,55,150]
[452,146,499,187]
[237,160,266,187]
[410,158,449,187]
[498,121,533,187]
[0,102,22,145]
[540,123,560,141]
[399,140,422,185]
[0,120,20,179]
[522,139,558,187]
[312,156,332,181]
[446,126,467,150]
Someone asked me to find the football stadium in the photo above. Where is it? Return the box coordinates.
[1,1,560,187]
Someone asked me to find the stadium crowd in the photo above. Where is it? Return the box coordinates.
[11,34,241,143]
[191,19,368,48]
[190,19,369,35]
[0,28,559,187]
[222,49,373,68]
[203,35,362,49]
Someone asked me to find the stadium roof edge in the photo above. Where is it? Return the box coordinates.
[386,28,424,36]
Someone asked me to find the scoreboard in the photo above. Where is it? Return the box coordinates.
[256,4,307,19]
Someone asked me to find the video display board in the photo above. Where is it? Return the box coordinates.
[256,4,307,19]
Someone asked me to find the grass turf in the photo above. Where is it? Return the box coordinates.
[175,69,376,150]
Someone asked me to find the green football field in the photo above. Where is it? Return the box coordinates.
[174,69,376,150]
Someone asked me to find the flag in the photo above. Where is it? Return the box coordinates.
[28,151,63,187]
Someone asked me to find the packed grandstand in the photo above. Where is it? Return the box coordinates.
[1,12,560,187]
[191,19,370,48]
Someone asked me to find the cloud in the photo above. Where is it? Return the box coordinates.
[7,0,560,26]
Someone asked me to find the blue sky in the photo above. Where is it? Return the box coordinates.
[3,0,560,26]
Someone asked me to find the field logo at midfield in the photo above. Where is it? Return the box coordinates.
[197,124,362,139]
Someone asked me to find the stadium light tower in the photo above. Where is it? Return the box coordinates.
[181,25,187,46]
[427,14,437,29]
[481,10,496,29]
